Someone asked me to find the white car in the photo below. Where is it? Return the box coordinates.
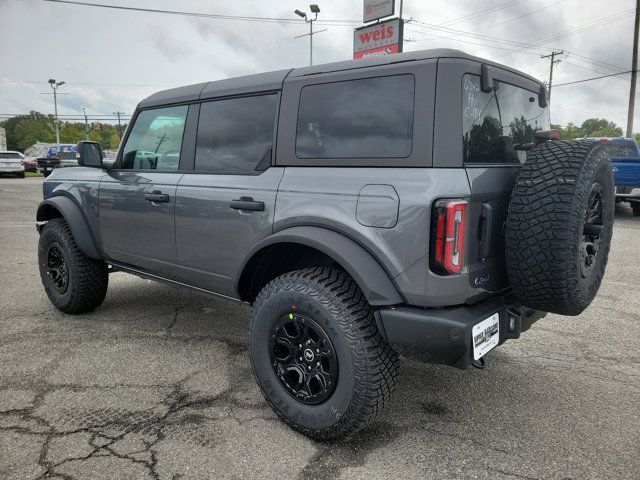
[0,151,25,178]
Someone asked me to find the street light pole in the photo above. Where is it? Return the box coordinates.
[294,5,321,66]
[82,107,89,140]
[48,79,65,148]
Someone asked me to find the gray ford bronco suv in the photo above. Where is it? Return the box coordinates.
[36,49,614,440]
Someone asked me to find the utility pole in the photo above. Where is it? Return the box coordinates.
[541,51,563,102]
[113,111,125,135]
[82,107,89,140]
[627,0,639,138]
[47,79,65,147]
[294,5,324,66]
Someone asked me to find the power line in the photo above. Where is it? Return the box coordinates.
[439,0,527,27]
[554,70,636,87]
[42,0,360,26]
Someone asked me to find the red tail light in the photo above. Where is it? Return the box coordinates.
[431,199,468,275]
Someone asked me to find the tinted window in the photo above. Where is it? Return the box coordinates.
[195,95,277,174]
[121,105,188,170]
[462,74,549,164]
[0,153,21,159]
[296,75,414,159]
[599,141,637,157]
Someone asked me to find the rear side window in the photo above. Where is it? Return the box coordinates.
[195,94,277,174]
[121,105,188,170]
[296,75,414,159]
[599,141,637,157]
[462,74,549,164]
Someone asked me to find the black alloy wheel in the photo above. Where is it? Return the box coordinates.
[46,243,69,293]
[270,313,338,405]
[580,182,604,278]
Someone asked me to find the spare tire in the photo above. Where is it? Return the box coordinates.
[505,140,614,316]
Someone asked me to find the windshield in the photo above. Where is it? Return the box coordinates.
[0,152,21,159]
[462,74,550,164]
[599,141,637,157]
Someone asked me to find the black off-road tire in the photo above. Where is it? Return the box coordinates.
[505,140,614,316]
[249,267,399,440]
[42,170,51,178]
[38,218,108,314]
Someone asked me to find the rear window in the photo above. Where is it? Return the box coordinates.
[296,75,414,159]
[599,141,637,157]
[462,74,549,164]
[0,152,20,159]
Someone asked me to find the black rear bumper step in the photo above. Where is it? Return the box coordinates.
[377,295,546,370]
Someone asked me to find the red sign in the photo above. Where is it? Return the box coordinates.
[353,18,402,59]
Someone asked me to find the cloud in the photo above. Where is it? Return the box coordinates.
[0,0,638,133]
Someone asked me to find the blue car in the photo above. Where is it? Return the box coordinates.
[588,138,640,216]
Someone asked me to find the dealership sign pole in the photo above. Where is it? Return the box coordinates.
[354,0,403,59]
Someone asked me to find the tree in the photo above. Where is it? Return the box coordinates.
[580,118,622,137]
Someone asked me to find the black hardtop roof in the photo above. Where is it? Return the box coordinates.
[138,48,542,109]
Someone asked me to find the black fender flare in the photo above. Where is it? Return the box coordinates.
[36,196,101,259]
[237,226,404,306]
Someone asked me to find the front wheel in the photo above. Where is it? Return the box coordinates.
[249,268,398,440]
[38,218,108,313]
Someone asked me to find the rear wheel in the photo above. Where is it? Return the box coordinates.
[632,202,640,217]
[42,170,51,178]
[249,268,398,440]
[38,218,108,314]
[505,140,614,315]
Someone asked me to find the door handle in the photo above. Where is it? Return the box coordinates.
[230,197,265,212]
[144,191,170,203]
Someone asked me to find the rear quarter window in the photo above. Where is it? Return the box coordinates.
[462,74,549,164]
[296,74,415,159]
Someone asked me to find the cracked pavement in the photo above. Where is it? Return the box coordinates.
[1,177,639,479]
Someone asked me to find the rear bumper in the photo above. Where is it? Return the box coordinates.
[377,294,546,369]
[0,165,25,173]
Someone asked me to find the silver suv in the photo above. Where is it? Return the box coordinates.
[35,49,614,439]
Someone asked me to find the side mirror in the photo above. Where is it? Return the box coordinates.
[480,64,494,93]
[77,141,104,168]
[538,84,549,108]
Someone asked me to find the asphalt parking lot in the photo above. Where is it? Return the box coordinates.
[0,176,638,480]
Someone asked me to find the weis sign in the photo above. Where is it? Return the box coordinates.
[353,18,402,59]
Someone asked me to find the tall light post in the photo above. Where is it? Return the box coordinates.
[294,5,321,66]
[82,106,89,140]
[48,79,65,147]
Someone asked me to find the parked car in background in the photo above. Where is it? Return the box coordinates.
[22,156,39,173]
[586,137,640,216]
[35,144,78,177]
[0,151,25,178]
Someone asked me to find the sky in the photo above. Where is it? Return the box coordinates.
[0,0,637,132]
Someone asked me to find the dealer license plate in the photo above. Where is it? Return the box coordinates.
[472,313,500,360]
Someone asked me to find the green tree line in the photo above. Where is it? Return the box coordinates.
[0,111,127,152]
[550,118,627,140]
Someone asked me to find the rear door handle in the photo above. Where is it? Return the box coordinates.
[144,191,170,203]
[230,197,265,212]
